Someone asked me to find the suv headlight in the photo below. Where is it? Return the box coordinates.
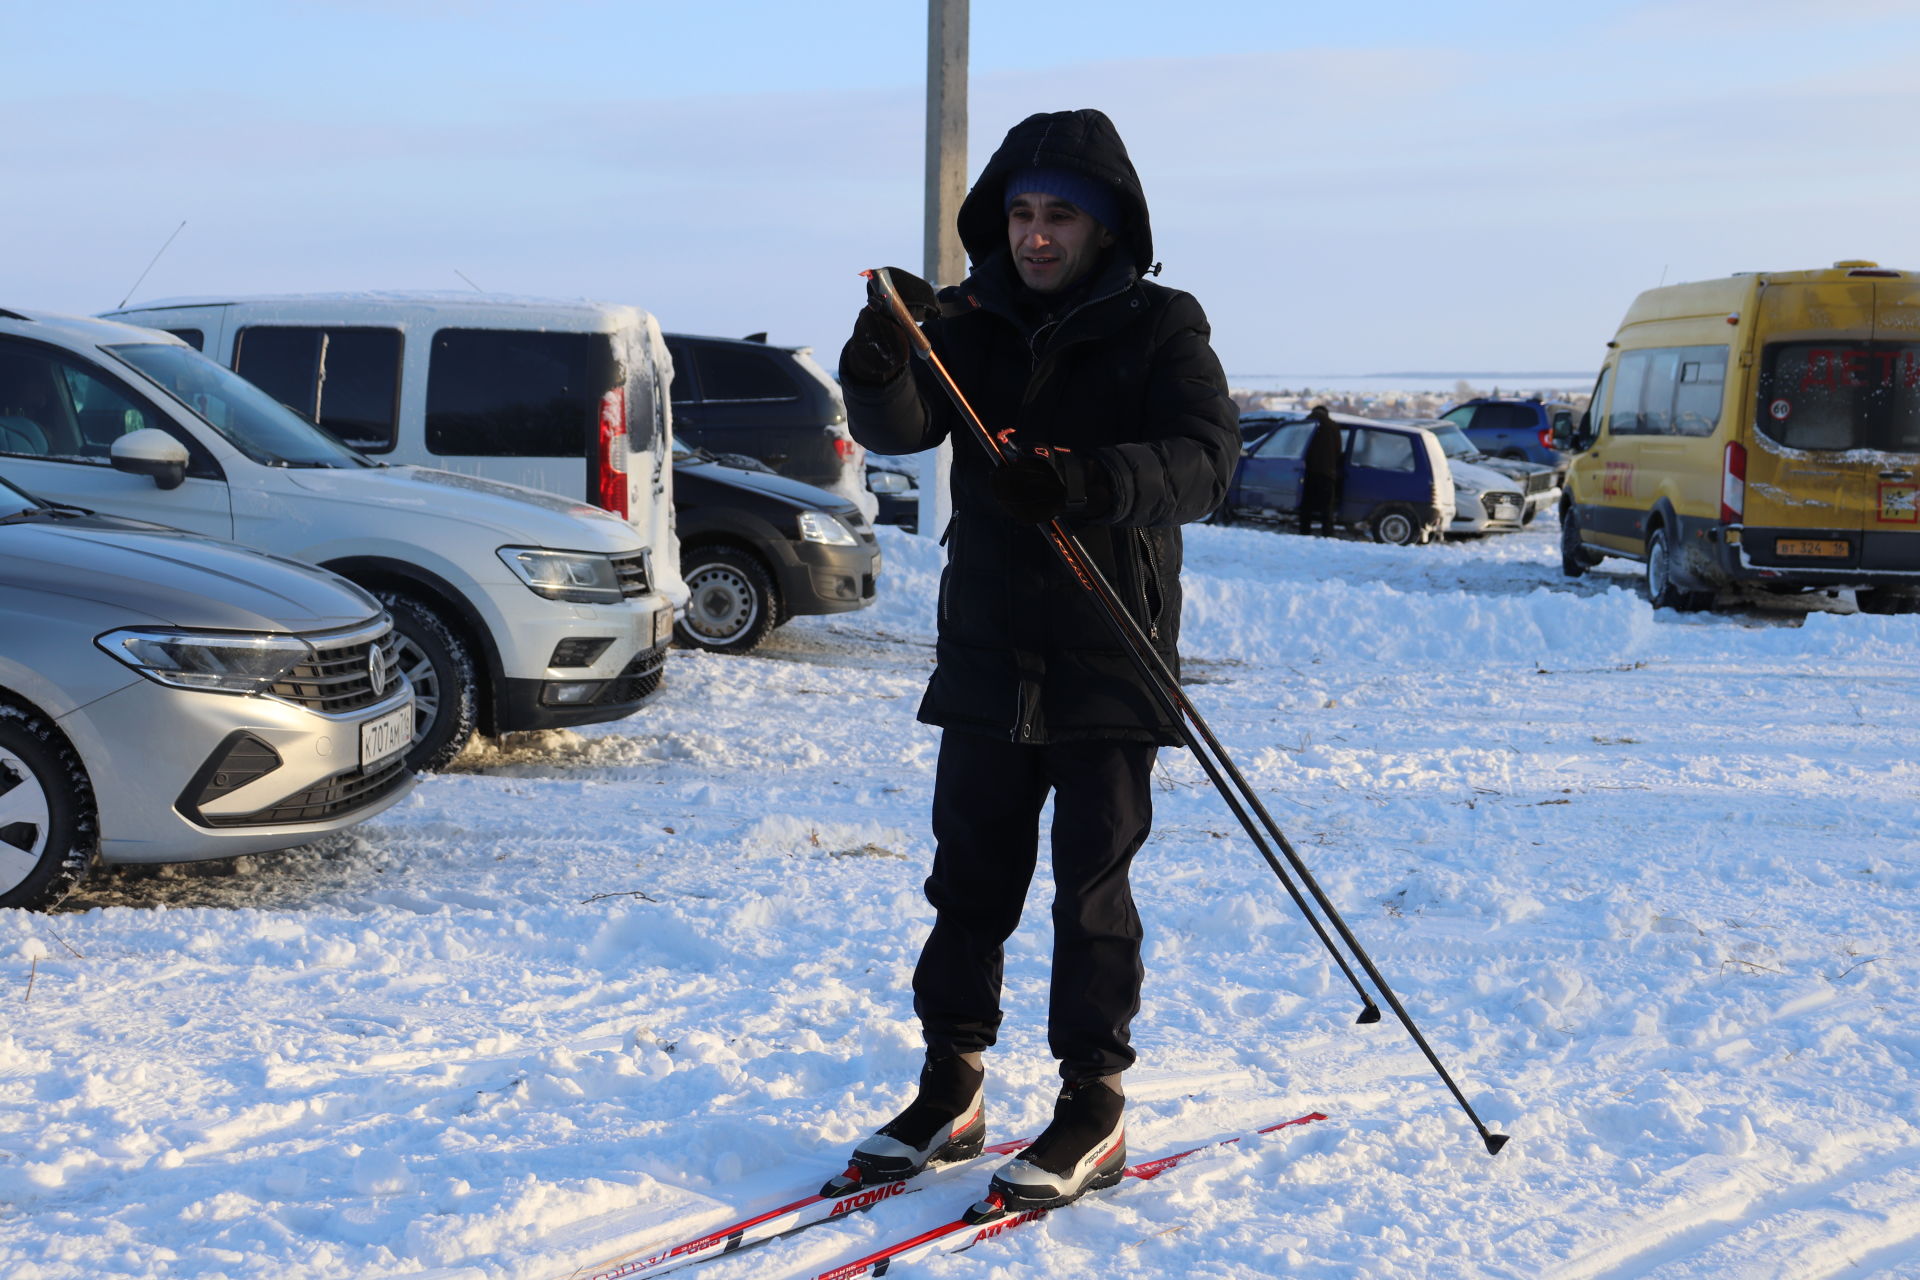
[797,510,859,546]
[497,547,625,603]
[97,628,309,695]
[868,470,913,495]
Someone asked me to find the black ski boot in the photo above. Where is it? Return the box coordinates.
[987,1078,1125,1211]
[845,1052,986,1186]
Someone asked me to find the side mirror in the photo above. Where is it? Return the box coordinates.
[1568,413,1595,453]
[110,429,190,491]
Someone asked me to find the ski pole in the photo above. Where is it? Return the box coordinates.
[868,269,1510,1156]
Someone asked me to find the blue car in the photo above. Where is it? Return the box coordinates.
[1437,398,1575,471]
[1219,414,1455,544]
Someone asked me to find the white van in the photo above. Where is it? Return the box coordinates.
[0,309,677,770]
[102,293,682,598]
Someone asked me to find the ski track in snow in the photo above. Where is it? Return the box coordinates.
[3,522,1918,1279]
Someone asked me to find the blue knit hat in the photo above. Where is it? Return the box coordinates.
[1003,167,1122,232]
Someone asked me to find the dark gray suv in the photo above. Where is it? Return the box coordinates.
[663,334,865,499]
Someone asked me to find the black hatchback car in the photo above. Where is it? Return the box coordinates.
[664,333,863,494]
[671,438,880,654]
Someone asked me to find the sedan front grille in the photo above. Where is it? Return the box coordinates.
[268,623,402,715]
[1523,472,1553,497]
[1481,492,1523,519]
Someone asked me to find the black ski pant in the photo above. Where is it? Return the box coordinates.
[1300,473,1340,535]
[913,729,1158,1083]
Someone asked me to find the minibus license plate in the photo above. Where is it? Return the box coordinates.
[1777,539,1849,558]
[360,704,413,768]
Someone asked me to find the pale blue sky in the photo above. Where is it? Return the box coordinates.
[6,0,1920,375]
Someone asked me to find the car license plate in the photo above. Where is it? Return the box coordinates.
[1777,539,1850,558]
[1495,503,1520,520]
[360,704,413,769]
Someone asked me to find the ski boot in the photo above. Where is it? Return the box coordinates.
[986,1077,1125,1212]
[838,1052,986,1190]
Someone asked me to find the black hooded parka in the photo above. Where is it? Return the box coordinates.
[844,109,1240,746]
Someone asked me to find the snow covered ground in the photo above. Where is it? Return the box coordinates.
[5,522,1919,1280]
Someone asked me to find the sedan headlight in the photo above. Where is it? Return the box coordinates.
[497,547,625,603]
[97,628,310,695]
[797,510,859,546]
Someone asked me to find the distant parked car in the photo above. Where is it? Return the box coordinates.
[1437,397,1574,471]
[866,456,920,532]
[1421,419,1561,525]
[663,333,872,518]
[0,472,414,909]
[672,437,880,654]
[1222,414,1457,544]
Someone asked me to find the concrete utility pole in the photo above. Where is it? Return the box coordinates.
[919,0,967,539]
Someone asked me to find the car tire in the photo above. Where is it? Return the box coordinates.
[0,703,96,911]
[1560,508,1600,577]
[1856,587,1920,615]
[1646,526,1713,612]
[1369,505,1421,546]
[375,591,479,772]
[677,545,781,655]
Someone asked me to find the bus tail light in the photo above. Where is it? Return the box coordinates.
[1721,441,1746,524]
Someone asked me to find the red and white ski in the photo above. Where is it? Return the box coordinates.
[808,1111,1328,1280]
[564,1136,1034,1280]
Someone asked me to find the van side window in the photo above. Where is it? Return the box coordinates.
[1672,347,1728,437]
[426,329,615,458]
[1352,428,1417,472]
[1251,422,1315,459]
[695,347,801,403]
[1578,366,1611,446]
[235,326,403,453]
[1610,351,1651,435]
[1640,350,1680,435]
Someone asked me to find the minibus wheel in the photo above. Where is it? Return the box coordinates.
[1560,510,1601,577]
[1646,527,1713,612]
[0,703,95,911]
[1857,588,1920,615]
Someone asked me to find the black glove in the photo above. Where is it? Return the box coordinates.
[990,447,1113,524]
[839,267,940,386]
[840,305,909,386]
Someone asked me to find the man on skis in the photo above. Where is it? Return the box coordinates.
[836,107,1239,1212]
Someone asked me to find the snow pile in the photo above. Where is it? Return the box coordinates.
[1,522,1917,1278]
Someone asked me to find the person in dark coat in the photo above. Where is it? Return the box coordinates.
[1300,403,1344,535]
[836,108,1239,1211]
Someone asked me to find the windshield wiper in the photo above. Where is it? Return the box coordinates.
[0,506,84,524]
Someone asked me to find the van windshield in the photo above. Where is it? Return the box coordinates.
[1757,342,1920,454]
[106,343,369,468]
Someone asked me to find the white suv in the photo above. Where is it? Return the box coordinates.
[0,309,676,770]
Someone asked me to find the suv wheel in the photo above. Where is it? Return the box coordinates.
[375,592,479,771]
[0,703,95,910]
[677,545,781,654]
[1646,526,1713,612]
[1369,505,1421,546]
